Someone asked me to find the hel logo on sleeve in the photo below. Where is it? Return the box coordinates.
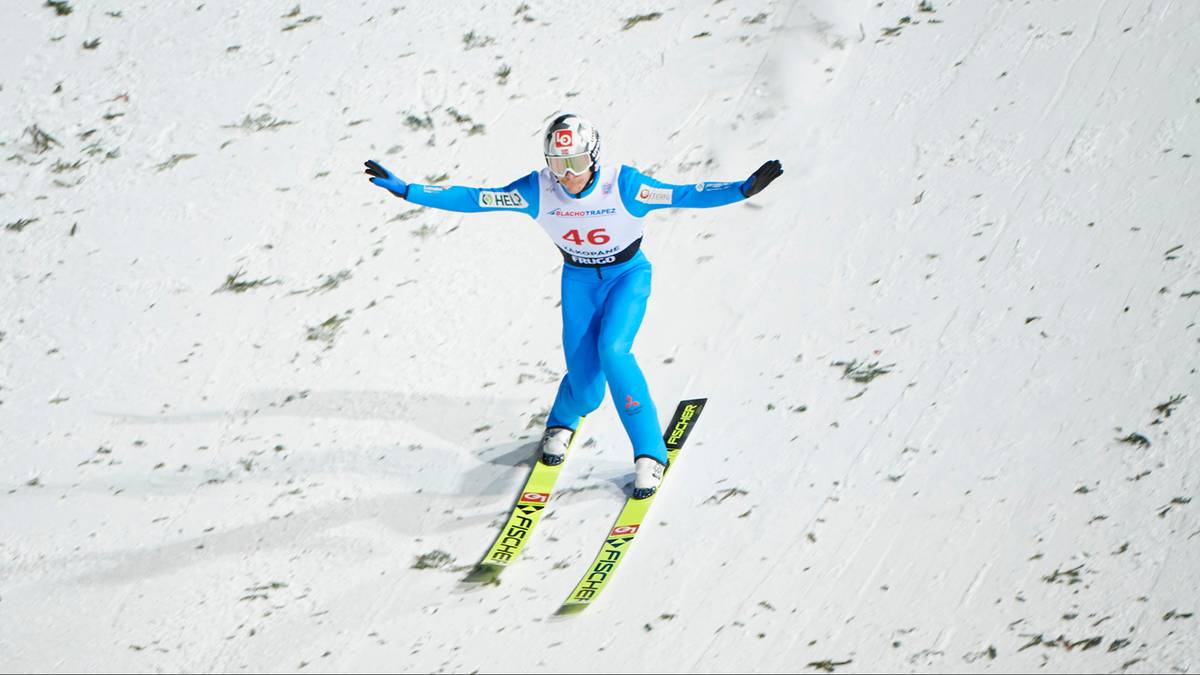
[635,185,672,205]
[553,129,574,150]
[478,190,528,208]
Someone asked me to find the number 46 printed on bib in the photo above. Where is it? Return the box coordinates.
[562,229,610,246]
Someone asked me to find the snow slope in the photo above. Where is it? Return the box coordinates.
[1,0,1197,672]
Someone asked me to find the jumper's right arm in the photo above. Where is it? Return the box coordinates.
[365,160,539,218]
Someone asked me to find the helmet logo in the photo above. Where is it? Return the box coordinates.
[553,129,574,150]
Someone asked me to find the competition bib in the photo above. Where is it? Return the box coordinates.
[535,165,644,266]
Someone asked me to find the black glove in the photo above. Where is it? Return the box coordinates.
[364,160,408,198]
[740,160,783,198]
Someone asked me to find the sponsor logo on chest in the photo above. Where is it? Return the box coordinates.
[478,190,528,208]
[548,207,617,218]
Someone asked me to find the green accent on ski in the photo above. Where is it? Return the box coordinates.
[464,422,584,583]
[556,399,706,614]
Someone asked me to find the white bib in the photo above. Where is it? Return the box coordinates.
[535,165,644,266]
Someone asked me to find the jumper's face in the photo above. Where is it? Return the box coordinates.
[555,168,592,195]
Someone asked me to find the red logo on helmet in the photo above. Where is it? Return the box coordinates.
[638,188,649,199]
[553,129,574,150]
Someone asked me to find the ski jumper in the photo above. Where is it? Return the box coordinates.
[404,165,746,464]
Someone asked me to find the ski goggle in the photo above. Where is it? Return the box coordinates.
[545,152,593,178]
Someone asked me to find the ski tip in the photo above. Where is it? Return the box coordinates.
[554,602,588,617]
[463,564,503,585]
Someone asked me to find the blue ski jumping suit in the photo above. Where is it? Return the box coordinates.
[404,164,747,464]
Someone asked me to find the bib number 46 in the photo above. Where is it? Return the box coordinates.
[563,229,611,246]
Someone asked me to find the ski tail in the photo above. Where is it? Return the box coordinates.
[664,398,705,452]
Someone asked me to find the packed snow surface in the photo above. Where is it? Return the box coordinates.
[1,0,1197,672]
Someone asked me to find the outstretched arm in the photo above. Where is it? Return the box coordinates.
[364,160,539,218]
[617,161,783,217]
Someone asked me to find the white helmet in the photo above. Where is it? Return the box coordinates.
[543,113,600,177]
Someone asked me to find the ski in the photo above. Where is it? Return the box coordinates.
[556,398,707,615]
[464,423,585,583]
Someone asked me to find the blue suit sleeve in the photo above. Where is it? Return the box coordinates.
[405,171,539,219]
[617,165,747,218]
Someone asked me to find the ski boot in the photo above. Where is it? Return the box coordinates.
[538,426,575,466]
[632,456,666,499]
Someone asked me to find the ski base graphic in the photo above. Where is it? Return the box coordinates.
[464,423,584,583]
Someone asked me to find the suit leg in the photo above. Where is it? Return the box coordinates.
[596,264,667,464]
[547,272,606,430]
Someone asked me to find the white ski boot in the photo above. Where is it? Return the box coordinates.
[632,456,666,499]
[538,426,574,466]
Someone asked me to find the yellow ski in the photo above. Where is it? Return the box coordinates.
[465,423,584,583]
[556,399,707,614]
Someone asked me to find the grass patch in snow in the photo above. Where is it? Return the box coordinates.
[404,114,433,131]
[240,581,288,601]
[622,12,662,30]
[1157,497,1191,518]
[1042,564,1085,585]
[410,223,438,239]
[24,125,61,154]
[155,153,196,172]
[281,6,321,31]
[831,359,894,384]
[50,159,84,173]
[807,659,853,672]
[412,550,455,569]
[1117,432,1150,448]
[1018,634,1104,652]
[6,218,39,233]
[292,270,352,296]
[214,270,281,294]
[462,31,495,50]
[387,209,421,223]
[223,113,296,133]
[306,312,350,345]
[1154,394,1186,418]
[446,108,486,135]
[526,409,550,429]
[704,487,748,505]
